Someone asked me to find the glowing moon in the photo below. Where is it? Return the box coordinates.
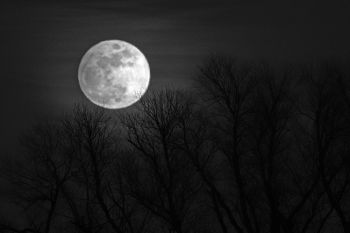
[78,40,150,109]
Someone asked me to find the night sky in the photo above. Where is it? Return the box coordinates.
[2,0,350,153]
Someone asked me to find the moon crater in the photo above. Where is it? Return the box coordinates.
[78,40,150,109]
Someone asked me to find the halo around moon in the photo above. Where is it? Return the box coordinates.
[78,40,150,109]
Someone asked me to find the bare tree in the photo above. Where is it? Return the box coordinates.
[61,104,152,233]
[248,64,294,233]
[121,89,202,233]
[0,104,152,233]
[301,63,350,233]
[195,55,258,233]
[0,120,72,233]
[194,57,335,233]
[247,64,326,233]
[2,57,350,233]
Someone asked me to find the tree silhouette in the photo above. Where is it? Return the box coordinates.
[121,89,202,233]
[195,55,257,233]
[0,105,151,233]
[1,56,350,233]
[300,63,350,233]
[0,120,72,233]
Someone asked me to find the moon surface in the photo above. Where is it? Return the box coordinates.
[78,40,150,109]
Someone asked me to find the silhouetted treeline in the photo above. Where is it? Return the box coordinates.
[1,56,350,233]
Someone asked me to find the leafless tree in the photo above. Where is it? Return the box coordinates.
[0,120,72,233]
[195,55,259,233]
[300,63,350,233]
[2,57,350,233]
[60,104,152,233]
[121,89,202,233]
[0,104,152,233]
[247,64,326,233]
[194,56,339,233]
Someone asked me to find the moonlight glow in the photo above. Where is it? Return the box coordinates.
[78,40,150,109]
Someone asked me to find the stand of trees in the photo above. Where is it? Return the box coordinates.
[1,56,350,233]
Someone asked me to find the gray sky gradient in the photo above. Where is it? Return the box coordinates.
[2,0,350,153]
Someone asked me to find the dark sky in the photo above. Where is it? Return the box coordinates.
[2,0,350,153]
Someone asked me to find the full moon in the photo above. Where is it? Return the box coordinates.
[78,40,150,109]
